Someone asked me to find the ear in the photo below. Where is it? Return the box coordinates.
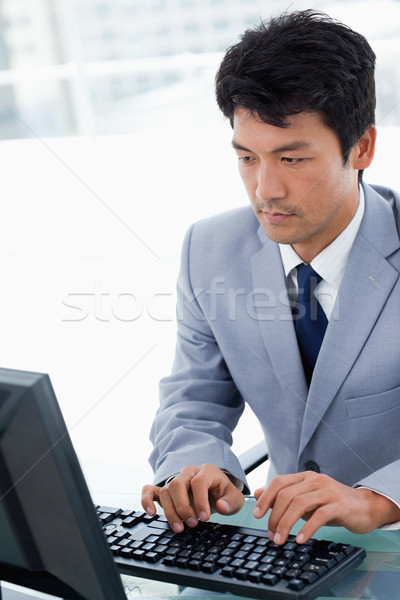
[352,125,377,170]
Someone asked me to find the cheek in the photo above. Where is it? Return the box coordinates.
[239,169,257,199]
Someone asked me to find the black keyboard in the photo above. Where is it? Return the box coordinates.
[97,506,366,600]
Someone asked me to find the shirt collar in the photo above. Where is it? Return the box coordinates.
[279,186,365,290]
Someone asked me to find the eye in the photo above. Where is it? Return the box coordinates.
[281,157,304,165]
[238,155,255,163]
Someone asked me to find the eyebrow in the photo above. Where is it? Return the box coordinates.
[231,139,312,154]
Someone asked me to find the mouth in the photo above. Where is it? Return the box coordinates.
[261,210,295,224]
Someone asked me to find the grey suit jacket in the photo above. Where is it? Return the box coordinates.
[150,183,400,503]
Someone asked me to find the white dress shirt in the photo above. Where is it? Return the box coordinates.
[279,186,365,320]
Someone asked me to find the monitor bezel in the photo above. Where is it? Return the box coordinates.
[0,367,127,600]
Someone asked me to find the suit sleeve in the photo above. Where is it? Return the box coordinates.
[149,224,249,491]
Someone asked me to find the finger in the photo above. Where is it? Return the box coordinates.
[295,502,338,544]
[166,468,200,528]
[141,484,161,516]
[215,486,245,515]
[188,467,215,521]
[158,485,186,533]
[253,488,271,519]
[191,467,245,521]
[267,479,314,532]
[253,473,306,519]
[270,489,327,545]
[253,487,265,501]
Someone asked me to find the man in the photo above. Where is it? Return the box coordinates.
[141,10,400,545]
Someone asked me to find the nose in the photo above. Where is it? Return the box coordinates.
[255,161,287,203]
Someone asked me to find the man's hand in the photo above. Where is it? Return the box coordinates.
[253,471,400,545]
[141,464,245,533]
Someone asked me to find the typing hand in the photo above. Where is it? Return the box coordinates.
[252,471,400,545]
[141,464,245,533]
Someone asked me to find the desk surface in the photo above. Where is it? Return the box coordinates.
[2,496,399,600]
[120,496,400,600]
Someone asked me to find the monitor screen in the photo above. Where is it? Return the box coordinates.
[0,367,127,600]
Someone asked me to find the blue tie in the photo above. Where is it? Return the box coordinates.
[294,263,328,385]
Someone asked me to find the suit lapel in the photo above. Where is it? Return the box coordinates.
[250,229,308,408]
[299,185,400,455]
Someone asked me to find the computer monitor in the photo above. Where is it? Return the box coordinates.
[0,367,127,600]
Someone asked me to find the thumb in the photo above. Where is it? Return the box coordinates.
[215,486,245,515]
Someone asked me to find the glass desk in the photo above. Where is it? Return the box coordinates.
[120,496,400,600]
[1,496,399,600]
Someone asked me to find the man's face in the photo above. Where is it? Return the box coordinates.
[232,109,361,262]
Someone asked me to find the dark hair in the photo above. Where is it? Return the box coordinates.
[215,10,376,181]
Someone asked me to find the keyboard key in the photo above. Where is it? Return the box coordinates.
[231,559,245,568]
[221,566,235,578]
[204,553,217,563]
[114,530,130,540]
[241,544,255,553]
[234,551,248,560]
[156,515,169,523]
[291,555,311,568]
[304,563,328,576]
[274,558,290,567]
[244,536,257,544]
[97,506,123,517]
[221,548,235,556]
[99,512,114,525]
[285,568,301,579]
[283,542,297,551]
[120,509,134,518]
[144,552,160,563]
[313,556,337,569]
[244,560,258,571]
[122,516,139,528]
[257,564,272,574]
[148,520,171,530]
[234,568,249,580]
[336,544,355,556]
[130,541,143,549]
[260,554,275,564]
[217,556,231,567]
[201,562,217,574]
[248,570,262,583]
[271,566,287,577]
[142,543,155,551]
[107,536,117,545]
[261,573,278,586]
[247,552,263,561]
[288,578,306,591]
[176,557,189,568]
[256,538,269,547]
[145,535,161,543]
[300,571,319,584]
